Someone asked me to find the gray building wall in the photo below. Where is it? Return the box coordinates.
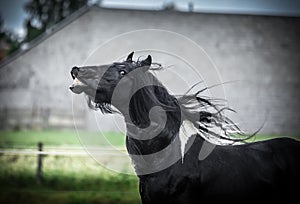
[0,6,299,134]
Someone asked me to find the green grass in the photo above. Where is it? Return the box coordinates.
[0,130,299,204]
[0,154,140,204]
[0,130,126,148]
[0,130,138,204]
[0,191,139,204]
[0,153,138,191]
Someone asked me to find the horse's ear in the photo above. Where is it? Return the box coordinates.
[126,52,134,62]
[140,55,152,67]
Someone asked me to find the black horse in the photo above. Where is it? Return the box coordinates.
[69,52,300,203]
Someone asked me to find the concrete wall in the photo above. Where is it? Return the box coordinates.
[0,7,299,135]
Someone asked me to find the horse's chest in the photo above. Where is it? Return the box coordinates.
[140,172,195,203]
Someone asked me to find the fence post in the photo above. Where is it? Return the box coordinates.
[37,142,43,184]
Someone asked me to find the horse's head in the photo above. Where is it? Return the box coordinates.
[69,52,152,112]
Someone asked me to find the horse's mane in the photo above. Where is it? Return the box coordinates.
[149,66,254,144]
[177,89,255,144]
[86,58,255,144]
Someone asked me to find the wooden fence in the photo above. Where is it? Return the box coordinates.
[0,142,128,183]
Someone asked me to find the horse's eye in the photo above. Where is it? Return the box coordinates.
[119,70,126,76]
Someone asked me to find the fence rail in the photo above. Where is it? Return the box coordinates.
[0,149,127,156]
[0,142,129,183]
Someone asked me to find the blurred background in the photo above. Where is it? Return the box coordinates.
[0,0,300,203]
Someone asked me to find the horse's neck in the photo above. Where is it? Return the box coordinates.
[124,110,180,155]
[123,89,182,173]
[125,122,182,175]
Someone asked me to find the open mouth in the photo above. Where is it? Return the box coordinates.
[69,66,110,111]
[69,77,87,94]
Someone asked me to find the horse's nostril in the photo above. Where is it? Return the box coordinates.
[69,86,74,90]
[72,66,79,70]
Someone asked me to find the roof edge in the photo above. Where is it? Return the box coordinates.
[0,5,92,68]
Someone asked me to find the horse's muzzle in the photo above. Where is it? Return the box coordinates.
[69,78,86,94]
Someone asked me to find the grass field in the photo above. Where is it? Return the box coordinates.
[0,154,140,204]
[0,130,139,204]
[0,130,299,204]
[0,130,126,148]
